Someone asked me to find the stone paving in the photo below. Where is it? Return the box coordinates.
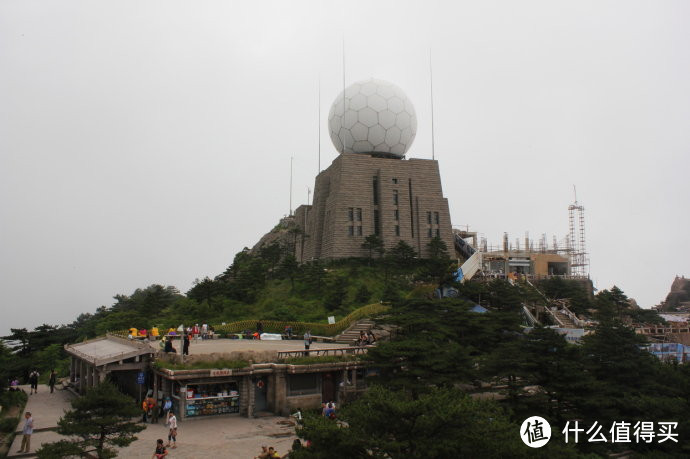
[147,337,349,355]
[7,384,299,458]
[119,415,297,458]
[7,384,74,457]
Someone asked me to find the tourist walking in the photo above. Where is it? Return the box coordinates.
[166,411,178,448]
[146,396,157,423]
[142,398,151,423]
[151,396,160,424]
[162,397,173,418]
[152,438,168,458]
[49,369,57,393]
[183,333,190,356]
[28,370,39,394]
[304,330,312,356]
[17,411,33,454]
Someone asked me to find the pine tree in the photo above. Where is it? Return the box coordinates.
[361,234,385,264]
[292,386,539,459]
[354,284,371,304]
[36,382,144,459]
[324,275,349,311]
[278,254,300,290]
[388,240,417,268]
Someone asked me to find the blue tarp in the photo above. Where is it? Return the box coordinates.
[644,343,690,363]
[470,304,488,313]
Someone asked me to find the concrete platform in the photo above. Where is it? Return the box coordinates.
[118,415,297,458]
[149,338,350,355]
[6,384,299,458]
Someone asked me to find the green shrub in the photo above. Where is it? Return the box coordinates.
[0,416,19,433]
[112,303,391,339]
[0,390,28,409]
[154,359,250,371]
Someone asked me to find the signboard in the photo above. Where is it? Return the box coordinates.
[137,371,145,385]
[554,328,586,343]
[327,316,336,325]
[210,369,232,377]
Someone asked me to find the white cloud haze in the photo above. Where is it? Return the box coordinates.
[1,0,689,334]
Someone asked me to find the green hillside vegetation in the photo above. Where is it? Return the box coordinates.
[295,296,690,458]
[79,240,451,337]
[2,251,688,457]
[0,238,451,386]
[0,237,664,390]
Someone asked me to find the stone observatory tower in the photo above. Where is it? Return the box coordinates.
[293,79,453,261]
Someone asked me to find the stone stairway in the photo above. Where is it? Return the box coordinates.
[552,309,577,328]
[335,319,375,344]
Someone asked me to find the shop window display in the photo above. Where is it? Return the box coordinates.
[184,382,240,417]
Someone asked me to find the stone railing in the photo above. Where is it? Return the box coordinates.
[277,346,370,360]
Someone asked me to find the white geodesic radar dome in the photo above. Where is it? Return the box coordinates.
[328,78,417,157]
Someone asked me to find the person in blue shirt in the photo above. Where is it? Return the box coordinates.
[324,402,335,419]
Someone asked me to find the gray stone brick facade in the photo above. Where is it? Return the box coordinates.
[294,153,453,261]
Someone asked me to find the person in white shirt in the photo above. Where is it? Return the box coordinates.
[18,412,33,453]
[166,411,178,448]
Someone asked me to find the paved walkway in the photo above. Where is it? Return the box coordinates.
[119,415,297,458]
[7,384,298,458]
[7,384,74,457]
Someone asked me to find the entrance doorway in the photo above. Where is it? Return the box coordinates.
[322,372,337,403]
[254,377,268,412]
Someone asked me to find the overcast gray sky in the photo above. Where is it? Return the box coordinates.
[1,0,688,335]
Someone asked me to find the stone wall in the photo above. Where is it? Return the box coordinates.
[299,153,454,261]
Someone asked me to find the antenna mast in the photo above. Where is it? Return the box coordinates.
[429,49,436,160]
[289,157,294,216]
[341,35,346,153]
[318,78,321,173]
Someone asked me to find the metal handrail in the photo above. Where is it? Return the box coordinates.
[521,305,540,327]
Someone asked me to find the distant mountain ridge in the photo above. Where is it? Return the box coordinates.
[657,275,690,312]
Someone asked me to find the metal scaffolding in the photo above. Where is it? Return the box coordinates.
[568,189,589,277]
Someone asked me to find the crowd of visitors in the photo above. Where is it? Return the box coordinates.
[10,368,59,395]
[254,439,303,459]
[355,330,376,346]
[142,396,157,423]
[144,406,178,457]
